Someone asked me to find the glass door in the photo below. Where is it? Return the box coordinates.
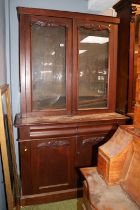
[29,16,72,115]
[73,20,117,114]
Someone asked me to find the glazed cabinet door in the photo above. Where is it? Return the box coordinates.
[73,19,118,114]
[19,14,72,116]
[20,136,76,195]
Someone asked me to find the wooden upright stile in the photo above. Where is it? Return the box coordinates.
[0,84,20,210]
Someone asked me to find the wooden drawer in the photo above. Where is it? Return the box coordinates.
[29,126,77,138]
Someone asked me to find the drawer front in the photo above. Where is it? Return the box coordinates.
[29,126,77,138]
[19,125,77,140]
[77,123,118,135]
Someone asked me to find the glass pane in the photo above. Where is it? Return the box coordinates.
[32,23,66,110]
[78,27,109,109]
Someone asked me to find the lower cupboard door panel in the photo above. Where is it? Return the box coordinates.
[30,137,76,194]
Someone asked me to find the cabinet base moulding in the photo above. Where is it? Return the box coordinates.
[20,187,83,206]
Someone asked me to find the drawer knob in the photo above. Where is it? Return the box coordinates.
[24,147,28,152]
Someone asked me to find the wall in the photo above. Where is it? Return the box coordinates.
[0,0,8,208]
[0,0,7,85]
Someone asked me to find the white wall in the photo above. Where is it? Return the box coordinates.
[0,0,8,208]
[0,0,7,85]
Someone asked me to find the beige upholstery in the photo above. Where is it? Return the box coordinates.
[81,126,140,210]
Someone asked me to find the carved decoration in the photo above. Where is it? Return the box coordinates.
[131,4,140,23]
[131,5,137,23]
[78,22,110,31]
[37,140,70,148]
[81,136,105,146]
[32,20,68,27]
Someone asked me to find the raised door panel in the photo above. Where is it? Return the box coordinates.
[30,137,76,194]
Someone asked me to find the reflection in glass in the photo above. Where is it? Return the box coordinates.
[32,24,66,110]
[78,27,109,109]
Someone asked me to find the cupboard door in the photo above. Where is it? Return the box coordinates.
[29,137,76,194]
[76,134,108,167]
[73,19,118,114]
[20,14,72,115]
